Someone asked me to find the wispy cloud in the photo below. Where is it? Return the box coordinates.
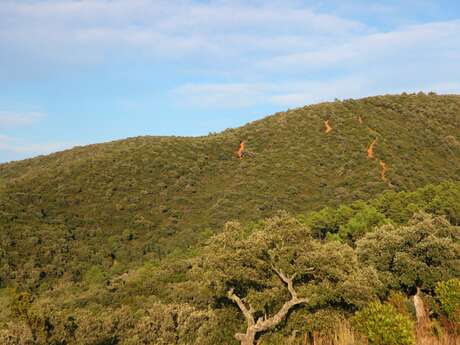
[173,19,460,109]
[174,77,460,111]
[0,135,77,158]
[0,0,367,72]
[257,20,460,73]
[174,83,269,109]
[0,111,45,128]
[174,77,370,109]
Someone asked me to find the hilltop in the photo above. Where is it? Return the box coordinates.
[1,92,459,291]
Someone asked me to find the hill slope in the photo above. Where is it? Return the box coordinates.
[1,93,459,290]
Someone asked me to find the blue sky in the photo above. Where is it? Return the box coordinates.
[0,0,459,162]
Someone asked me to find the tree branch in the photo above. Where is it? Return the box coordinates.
[228,288,255,327]
[253,295,308,333]
[246,266,309,333]
[228,267,309,344]
[272,267,298,299]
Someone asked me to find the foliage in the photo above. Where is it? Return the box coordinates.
[356,213,460,293]
[352,301,415,345]
[338,205,388,242]
[0,200,458,343]
[386,291,415,318]
[200,212,380,315]
[435,279,460,322]
[301,180,460,242]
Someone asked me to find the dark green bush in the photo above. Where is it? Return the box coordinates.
[356,213,460,292]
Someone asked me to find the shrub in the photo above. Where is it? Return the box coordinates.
[386,291,414,318]
[352,301,415,345]
[435,279,460,322]
[83,266,107,285]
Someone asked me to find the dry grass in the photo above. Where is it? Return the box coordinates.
[285,320,460,345]
[307,321,367,345]
[417,334,460,345]
[414,293,460,345]
[277,320,368,345]
[416,317,460,345]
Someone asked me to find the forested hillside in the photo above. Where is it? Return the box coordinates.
[1,93,459,290]
[1,181,459,344]
[0,93,459,344]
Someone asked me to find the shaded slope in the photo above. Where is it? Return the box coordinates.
[0,93,459,289]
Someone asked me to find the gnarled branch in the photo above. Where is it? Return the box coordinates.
[227,288,255,327]
[228,267,309,345]
[272,267,298,299]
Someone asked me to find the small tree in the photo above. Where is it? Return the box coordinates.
[435,279,460,322]
[353,301,415,345]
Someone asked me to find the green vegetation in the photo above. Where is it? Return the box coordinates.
[356,212,459,292]
[0,93,459,344]
[301,180,460,242]
[436,279,460,322]
[352,301,415,345]
[1,207,458,344]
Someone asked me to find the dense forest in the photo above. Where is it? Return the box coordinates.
[0,93,459,344]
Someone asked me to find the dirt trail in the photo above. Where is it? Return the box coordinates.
[325,117,393,186]
[324,120,332,134]
[236,141,245,159]
[367,139,377,159]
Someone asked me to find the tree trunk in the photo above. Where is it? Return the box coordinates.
[228,268,309,345]
[237,329,256,345]
[413,287,429,341]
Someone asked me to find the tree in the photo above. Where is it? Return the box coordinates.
[199,212,380,345]
[356,212,460,292]
[338,205,388,242]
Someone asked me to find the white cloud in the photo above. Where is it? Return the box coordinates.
[257,20,460,73]
[173,68,460,110]
[0,135,78,157]
[0,111,45,127]
[0,0,367,69]
[1,1,458,78]
[174,83,269,108]
[427,82,460,94]
[173,77,371,109]
[173,18,460,110]
[8,1,456,88]
[1,0,364,35]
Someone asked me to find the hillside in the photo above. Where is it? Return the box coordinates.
[1,181,459,344]
[1,93,460,291]
[0,92,460,345]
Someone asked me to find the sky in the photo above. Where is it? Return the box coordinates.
[0,0,459,162]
